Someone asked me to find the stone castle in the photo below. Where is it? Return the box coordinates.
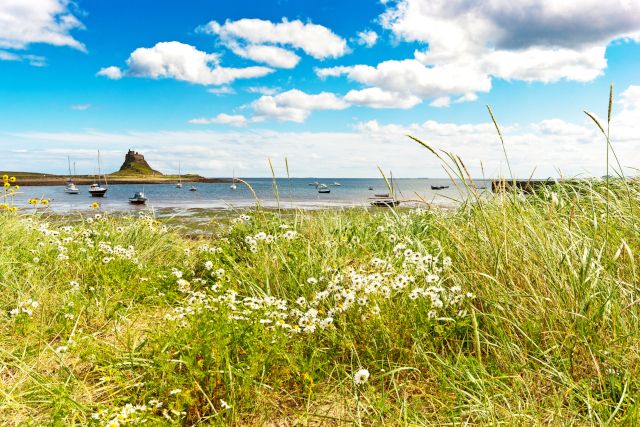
[118,150,162,175]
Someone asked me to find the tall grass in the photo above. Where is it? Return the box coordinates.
[0,175,638,425]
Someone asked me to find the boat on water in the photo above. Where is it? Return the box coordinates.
[309,181,320,187]
[230,169,237,190]
[64,157,79,194]
[189,185,197,192]
[431,185,449,190]
[332,182,341,186]
[317,184,330,194]
[368,186,374,190]
[128,190,147,205]
[176,162,183,188]
[89,151,108,197]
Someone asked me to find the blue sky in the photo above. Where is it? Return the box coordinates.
[1,0,639,177]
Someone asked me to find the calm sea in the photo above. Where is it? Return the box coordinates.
[11,178,493,213]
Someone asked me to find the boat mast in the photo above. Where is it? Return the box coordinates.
[67,156,72,180]
[178,161,182,184]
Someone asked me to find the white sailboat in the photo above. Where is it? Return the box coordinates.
[176,161,183,188]
[230,168,237,190]
[89,150,108,197]
[64,157,79,194]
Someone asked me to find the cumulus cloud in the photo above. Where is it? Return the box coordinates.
[251,89,349,123]
[189,113,248,127]
[344,87,421,109]
[356,30,378,47]
[318,0,640,104]
[317,59,491,98]
[0,0,85,52]
[225,43,300,68]
[202,18,348,68]
[97,41,274,85]
[96,66,123,80]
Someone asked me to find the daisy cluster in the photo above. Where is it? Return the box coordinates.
[244,229,298,252]
[91,400,167,426]
[9,298,39,317]
[164,240,472,334]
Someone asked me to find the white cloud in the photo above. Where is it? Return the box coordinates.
[97,66,123,80]
[70,103,91,111]
[317,59,491,98]
[203,18,348,65]
[207,86,235,95]
[98,41,274,85]
[356,30,378,47]
[318,0,640,104]
[344,87,421,109]
[430,96,450,108]
[226,43,300,69]
[247,86,280,95]
[189,113,248,127]
[0,0,85,52]
[251,89,349,122]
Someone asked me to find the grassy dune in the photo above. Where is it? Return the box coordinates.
[1,176,639,425]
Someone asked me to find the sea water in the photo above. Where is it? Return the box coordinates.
[11,178,493,213]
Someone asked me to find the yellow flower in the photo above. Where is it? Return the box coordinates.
[10,206,17,212]
[3,182,9,188]
[29,199,37,205]
[2,175,7,182]
[9,176,16,183]
[13,185,19,190]
[0,203,7,210]
[91,202,100,209]
[40,199,49,205]
[8,189,14,195]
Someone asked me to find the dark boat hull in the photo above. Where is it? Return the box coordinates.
[129,199,146,205]
[89,190,107,197]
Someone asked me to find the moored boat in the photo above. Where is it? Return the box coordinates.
[318,184,330,194]
[129,191,147,205]
[64,157,79,194]
[89,151,108,197]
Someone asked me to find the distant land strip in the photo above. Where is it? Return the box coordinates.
[1,173,232,186]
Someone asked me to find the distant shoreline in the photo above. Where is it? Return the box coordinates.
[2,173,233,186]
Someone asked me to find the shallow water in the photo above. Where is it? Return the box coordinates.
[11,178,492,213]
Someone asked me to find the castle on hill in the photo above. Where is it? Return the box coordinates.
[117,149,162,175]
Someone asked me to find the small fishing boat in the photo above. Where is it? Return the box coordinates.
[189,185,197,192]
[309,181,319,187]
[370,194,400,207]
[64,157,79,194]
[332,182,341,186]
[176,162,183,188]
[318,184,330,194]
[230,169,237,190]
[89,151,108,197]
[128,191,147,205]
[431,185,449,190]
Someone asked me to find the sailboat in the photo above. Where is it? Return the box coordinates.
[176,162,183,188]
[64,157,79,194]
[230,169,237,190]
[89,150,108,197]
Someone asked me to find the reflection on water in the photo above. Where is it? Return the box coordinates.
[11,178,492,213]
